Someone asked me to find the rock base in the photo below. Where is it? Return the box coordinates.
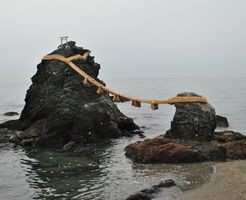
[125,131,246,163]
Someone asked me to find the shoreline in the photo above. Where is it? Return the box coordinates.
[182,160,246,200]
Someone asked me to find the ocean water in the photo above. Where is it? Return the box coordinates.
[0,77,245,200]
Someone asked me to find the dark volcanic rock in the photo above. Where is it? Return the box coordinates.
[215,115,229,128]
[3,112,19,116]
[126,179,176,200]
[166,92,216,141]
[0,41,139,148]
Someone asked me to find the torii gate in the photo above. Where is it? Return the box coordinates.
[60,36,69,45]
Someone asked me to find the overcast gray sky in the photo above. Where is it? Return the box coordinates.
[0,0,245,82]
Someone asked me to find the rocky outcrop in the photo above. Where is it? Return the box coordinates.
[126,130,246,163]
[126,179,176,200]
[125,136,226,163]
[125,137,203,163]
[215,115,229,128]
[125,92,246,163]
[166,92,216,141]
[0,41,140,149]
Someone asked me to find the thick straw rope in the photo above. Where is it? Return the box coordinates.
[42,53,208,110]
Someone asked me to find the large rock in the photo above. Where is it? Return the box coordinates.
[125,130,246,163]
[125,91,245,164]
[0,41,139,148]
[125,136,226,163]
[166,92,216,141]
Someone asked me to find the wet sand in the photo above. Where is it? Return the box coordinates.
[182,160,246,200]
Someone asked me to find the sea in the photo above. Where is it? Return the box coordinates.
[0,77,245,200]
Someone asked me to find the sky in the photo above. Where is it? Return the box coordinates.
[0,0,245,83]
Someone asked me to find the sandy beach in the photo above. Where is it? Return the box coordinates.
[182,160,246,200]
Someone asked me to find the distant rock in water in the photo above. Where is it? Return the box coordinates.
[3,112,19,116]
[0,41,139,148]
[166,92,216,141]
[216,115,229,128]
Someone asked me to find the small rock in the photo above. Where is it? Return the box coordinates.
[126,193,151,200]
[63,141,76,151]
[216,115,229,128]
[9,134,20,143]
[19,127,40,139]
[126,179,176,200]
[8,131,22,144]
[222,140,246,160]
[20,138,34,146]
[214,131,246,143]
[3,112,19,116]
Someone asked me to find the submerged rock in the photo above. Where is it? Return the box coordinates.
[0,41,139,148]
[126,179,176,200]
[62,141,76,152]
[166,92,216,141]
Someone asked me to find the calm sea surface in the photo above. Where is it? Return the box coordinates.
[0,77,245,200]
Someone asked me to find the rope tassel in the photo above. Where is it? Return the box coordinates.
[83,78,92,87]
[132,100,141,108]
[151,101,159,110]
[120,97,130,103]
[96,86,105,95]
[112,95,121,102]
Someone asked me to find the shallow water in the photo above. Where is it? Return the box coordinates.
[0,77,245,199]
[0,141,214,200]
